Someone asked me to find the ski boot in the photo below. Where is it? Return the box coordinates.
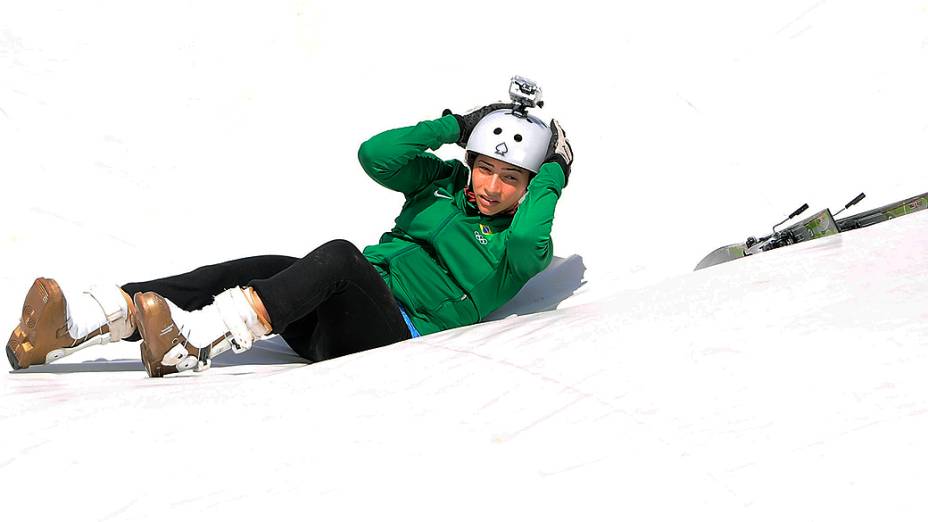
[6,277,136,369]
[133,287,270,377]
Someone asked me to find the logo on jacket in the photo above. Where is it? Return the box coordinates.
[479,224,494,235]
[474,230,488,245]
[495,142,508,156]
[433,189,452,200]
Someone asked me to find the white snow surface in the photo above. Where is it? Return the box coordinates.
[2,1,928,520]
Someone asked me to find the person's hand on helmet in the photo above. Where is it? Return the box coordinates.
[545,119,574,186]
[442,102,515,148]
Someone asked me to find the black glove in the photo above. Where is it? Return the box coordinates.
[545,119,574,186]
[442,102,515,148]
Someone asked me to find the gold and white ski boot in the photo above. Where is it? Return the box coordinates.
[6,277,136,369]
[133,287,270,378]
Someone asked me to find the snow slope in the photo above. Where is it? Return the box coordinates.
[2,197,926,522]
[2,1,928,520]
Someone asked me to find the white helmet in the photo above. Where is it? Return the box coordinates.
[465,109,552,174]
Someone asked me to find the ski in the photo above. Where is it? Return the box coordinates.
[695,191,927,271]
[836,192,928,232]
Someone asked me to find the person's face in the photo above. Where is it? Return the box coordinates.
[470,155,531,216]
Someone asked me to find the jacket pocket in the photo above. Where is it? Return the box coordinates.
[389,247,469,315]
[428,293,479,331]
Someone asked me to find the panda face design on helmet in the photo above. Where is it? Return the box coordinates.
[465,109,552,174]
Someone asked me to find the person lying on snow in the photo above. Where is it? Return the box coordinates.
[6,101,573,377]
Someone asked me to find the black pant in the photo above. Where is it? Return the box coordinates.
[121,240,411,362]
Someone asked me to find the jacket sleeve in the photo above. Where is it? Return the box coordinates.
[504,162,566,280]
[357,114,461,196]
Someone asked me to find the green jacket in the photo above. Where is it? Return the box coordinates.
[358,114,565,335]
